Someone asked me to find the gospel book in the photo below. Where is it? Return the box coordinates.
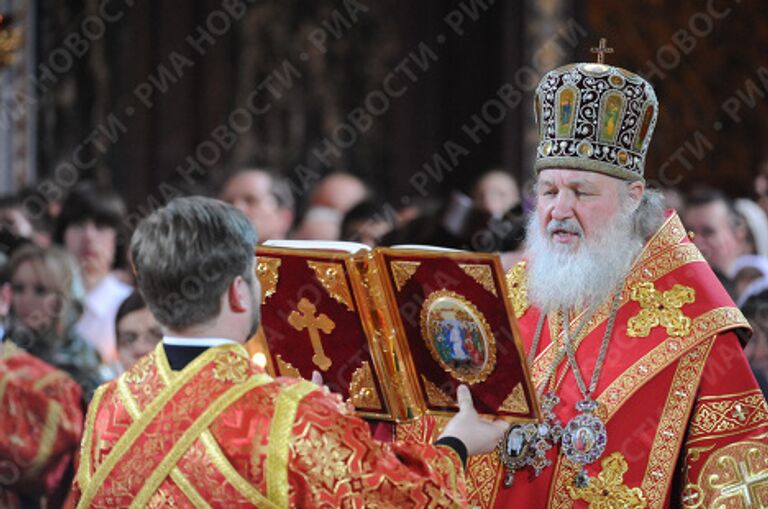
[247,241,539,423]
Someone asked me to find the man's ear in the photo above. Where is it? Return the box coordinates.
[228,276,248,313]
[626,180,645,213]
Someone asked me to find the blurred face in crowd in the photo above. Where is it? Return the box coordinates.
[473,171,520,218]
[64,219,117,283]
[527,169,644,312]
[310,174,368,214]
[683,201,745,275]
[221,171,291,241]
[0,206,34,238]
[117,306,163,369]
[11,260,62,332]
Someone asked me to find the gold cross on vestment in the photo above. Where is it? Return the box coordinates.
[288,298,335,371]
[590,38,614,64]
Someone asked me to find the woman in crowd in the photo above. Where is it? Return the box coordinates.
[115,290,163,371]
[8,244,104,402]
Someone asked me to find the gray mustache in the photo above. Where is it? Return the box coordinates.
[546,220,582,235]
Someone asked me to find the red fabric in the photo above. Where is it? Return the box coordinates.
[0,348,83,508]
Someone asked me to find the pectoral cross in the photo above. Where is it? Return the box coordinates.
[590,38,613,64]
[288,298,335,371]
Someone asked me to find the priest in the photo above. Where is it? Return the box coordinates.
[400,43,768,508]
[68,196,507,507]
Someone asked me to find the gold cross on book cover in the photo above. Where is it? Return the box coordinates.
[247,240,540,423]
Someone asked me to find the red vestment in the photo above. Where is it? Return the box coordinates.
[0,341,84,509]
[68,342,467,508]
[399,212,768,508]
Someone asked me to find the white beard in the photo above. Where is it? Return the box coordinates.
[525,208,643,314]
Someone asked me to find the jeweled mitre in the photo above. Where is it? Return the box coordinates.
[534,62,659,181]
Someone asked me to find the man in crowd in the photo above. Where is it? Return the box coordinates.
[220,167,295,241]
[68,196,507,507]
[401,51,768,507]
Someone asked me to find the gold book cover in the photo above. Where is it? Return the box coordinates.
[248,241,540,423]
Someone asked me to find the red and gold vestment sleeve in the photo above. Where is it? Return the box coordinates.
[0,352,84,504]
[286,389,467,508]
[679,331,768,508]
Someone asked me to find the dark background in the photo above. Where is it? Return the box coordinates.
[34,0,768,212]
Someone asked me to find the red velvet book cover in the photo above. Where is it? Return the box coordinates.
[250,244,540,423]
[374,248,539,421]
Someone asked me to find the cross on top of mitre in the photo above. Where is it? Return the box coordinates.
[590,38,614,64]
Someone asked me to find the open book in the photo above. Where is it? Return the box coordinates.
[248,241,539,423]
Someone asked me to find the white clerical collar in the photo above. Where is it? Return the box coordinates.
[162,336,240,348]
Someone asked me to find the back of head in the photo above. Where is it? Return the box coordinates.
[130,197,258,331]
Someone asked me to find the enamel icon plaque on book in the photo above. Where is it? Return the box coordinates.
[248,240,540,423]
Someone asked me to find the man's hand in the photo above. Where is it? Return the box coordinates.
[438,385,509,456]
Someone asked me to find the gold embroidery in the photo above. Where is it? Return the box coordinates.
[505,261,528,319]
[29,401,62,476]
[498,383,530,414]
[266,381,317,508]
[32,370,70,391]
[568,452,648,508]
[168,468,211,509]
[307,260,355,312]
[627,282,695,338]
[77,343,248,508]
[697,441,768,508]
[391,260,420,291]
[76,384,107,489]
[641,339,714,506]
[599,308,748,420]
[465,452,503,509]
[212,351,249,384]
[1,340,21,358]
[130,373,272,508]
[200,430,277,508]
[689,389,768,441]
[459,263,497,297]
[348,361,382,409]
[287,298,336,371]
[293,425,354,492]
[256,257,281,304]
[275,355,302,379]
[421,375,456,407]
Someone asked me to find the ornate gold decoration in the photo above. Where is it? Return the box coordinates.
[256,257,281,304]
[568,452,648,508]
[505,261,529,318]
[459,263,497,297]
[421,375,456,407]
[348,361,382,409]
[689,389,768,441]
[697,441,768,508]
[307,260,355,312]
[0,15,22,69]
[287,298,336,371]
[598,308,747,422]
[627,281,695,338]
[391,261,420,291]
[212,352,249,384]
[640,340,713,506]
[420,290,497,385]
[275,355,302,379]
[498,383,529,414]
